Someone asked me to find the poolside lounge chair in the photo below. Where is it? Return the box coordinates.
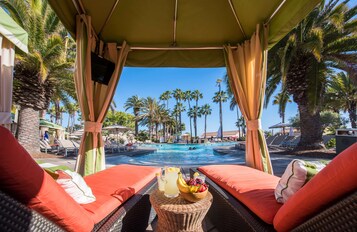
[57,139,79,157]
[265,135,277,146]
[0,127,160,231]
[192,143,357,231]
[269,135,287,147]
[39,139,58,154]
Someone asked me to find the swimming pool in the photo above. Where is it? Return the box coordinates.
[106,143,245,166]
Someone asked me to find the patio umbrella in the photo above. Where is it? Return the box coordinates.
[48,0,321,175]
[103,125,131,147]
[0,8,28,126]
[268,122,292,129]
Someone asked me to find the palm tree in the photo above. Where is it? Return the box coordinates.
[187,106,201,141]
[66,102,79,133]
[173,102,186,136]
[183,90,193,142]
[124,95,143,136]
[2,0,73,153]
[266,0,357,149]
[229,97,241,134]
[191,90,203,108]
[140,97,159,140]
[172,89,184,134]
[272,90,292,134]
[199,104,212,140]
[324,72,357,128]
[159,91,172,110]
[213,79,228,140]
[236,116,246,137]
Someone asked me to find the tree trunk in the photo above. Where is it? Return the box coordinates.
[134,111,139,136]
[163,123,166,142]
[297,103,324,149]
[204,115,207,139]
[348,102,356,128]
[188,101,193,143]
[67,113,71,131]
[55,100,60,124]
[219,101,223,140]
[17,107,40,154]
[194,116,197,143]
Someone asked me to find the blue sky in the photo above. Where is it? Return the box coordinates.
[113,67,299,136]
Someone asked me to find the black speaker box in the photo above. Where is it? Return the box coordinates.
[91,52,115,85]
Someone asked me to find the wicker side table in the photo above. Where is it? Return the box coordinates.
[150,190,213,232]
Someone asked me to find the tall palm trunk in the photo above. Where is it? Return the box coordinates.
[163,123,166,142]
[155,123,159,141]
[287,53,323,149]
[298,103,323,149]
[236,107,240,138]
[188,101,193,143]
[55,100,60,124]
[17,107,40,154]
[194,115,197,141]
[134,110,139,136]
[219,100,223,140]
[67,113,71,131]
[204,115,207,139]
[348,102,356,128]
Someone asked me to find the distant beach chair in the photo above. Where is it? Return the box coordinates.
[280,136,296,147]
[39,140,57,154]
[57,139,79,157]
[265,135,277,146]
[269,135,287,147]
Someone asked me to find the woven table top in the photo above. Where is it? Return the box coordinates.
[150,190,213,213]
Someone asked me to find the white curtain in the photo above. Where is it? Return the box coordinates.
[0,35,15,126]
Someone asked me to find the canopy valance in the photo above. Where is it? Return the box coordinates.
[48,0,320,67]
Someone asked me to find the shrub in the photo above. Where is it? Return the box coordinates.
[326,138,336,149]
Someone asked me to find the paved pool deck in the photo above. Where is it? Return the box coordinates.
[36,146,334,177]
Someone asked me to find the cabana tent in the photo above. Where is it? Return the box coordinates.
[48,0,321,176]
[0,8,28,127]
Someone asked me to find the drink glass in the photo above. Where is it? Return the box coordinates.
[156,172,165,192]
[164,167,180,198]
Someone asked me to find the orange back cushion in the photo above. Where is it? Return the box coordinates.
[273,142,357,232]
[0,127,94,232]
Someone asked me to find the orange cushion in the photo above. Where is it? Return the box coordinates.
[83,164,160,223]
[0,127,94,232]
[274,143,357,232]
[198,165,282,224]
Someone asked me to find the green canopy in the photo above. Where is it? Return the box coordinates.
[0,8,28,53]
[40,119,64,130]
[48,0,320,67]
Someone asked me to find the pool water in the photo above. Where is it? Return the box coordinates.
[106,143,245,166]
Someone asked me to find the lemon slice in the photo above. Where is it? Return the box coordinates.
[193,172,199,177]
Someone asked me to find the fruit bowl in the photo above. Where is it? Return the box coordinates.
[177,172,209,203]
[179,188,208,203]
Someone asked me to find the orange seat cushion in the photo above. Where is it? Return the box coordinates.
[83,164,160,223]
[274,143,357,232]
[0,127,94,232]
[198,165,281,224]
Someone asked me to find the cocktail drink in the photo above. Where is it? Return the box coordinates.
[164,167,180,197]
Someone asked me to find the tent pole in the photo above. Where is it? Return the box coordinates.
[98,0,121,36]
[265,0,287,25]
[227,0,246,39]
[173,0,178,46]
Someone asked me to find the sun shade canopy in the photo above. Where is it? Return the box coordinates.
[40,119,64,130]
[48,0,321,67]
[0,8,28,53]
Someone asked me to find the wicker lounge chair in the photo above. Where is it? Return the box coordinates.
[0,127,159,231]
[192,143,357,232]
